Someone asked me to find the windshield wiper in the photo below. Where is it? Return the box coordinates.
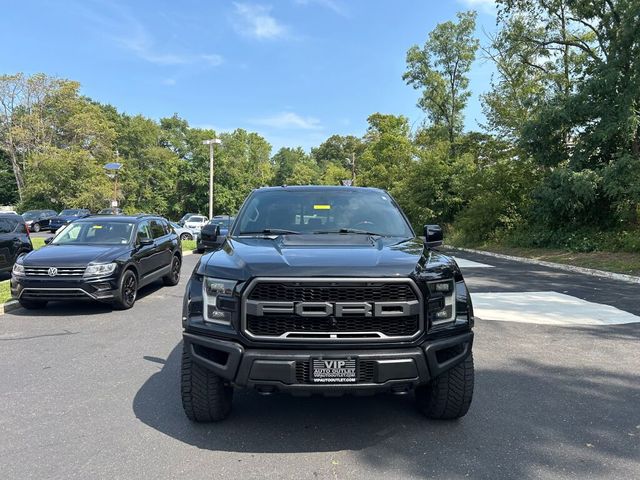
[314,228,386,236]
[240,228,301,235]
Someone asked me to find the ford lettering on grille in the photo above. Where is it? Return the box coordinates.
[246,300,420,317]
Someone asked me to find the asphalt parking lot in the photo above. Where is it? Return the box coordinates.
[1,251,639,479]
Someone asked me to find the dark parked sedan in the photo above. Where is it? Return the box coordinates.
[11,214,181,310]
[47,209,92,232]
[0,214,33,274]
[21,209,58,233]
[196,215,235,253]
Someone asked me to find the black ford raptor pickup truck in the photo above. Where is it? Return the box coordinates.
[181,186,474,422]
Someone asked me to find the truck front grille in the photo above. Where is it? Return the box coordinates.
[242,278,423,343]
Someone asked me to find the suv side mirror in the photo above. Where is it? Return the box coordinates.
[138,236,154,247]
[424,224,443,248]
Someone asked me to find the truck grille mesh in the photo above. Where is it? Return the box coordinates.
[248,283,416,302]
[247,314,419,337]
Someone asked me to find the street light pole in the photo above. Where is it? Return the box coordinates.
[202,138,222,219]
[351,151,356,186]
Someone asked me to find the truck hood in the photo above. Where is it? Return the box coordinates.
[21,244,130,267]
[199,234,458,281]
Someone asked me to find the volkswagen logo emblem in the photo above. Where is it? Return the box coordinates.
[47,267,58,277]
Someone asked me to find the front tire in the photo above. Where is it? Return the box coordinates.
[18,299,47,310]
[32,222,41,233]
[180,233,193,241]
[181,343,233,422]
[416,354,474,420]
[162,255,181,286]
[113,269,138,310]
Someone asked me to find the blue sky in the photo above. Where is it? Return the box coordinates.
[2,0,497,152]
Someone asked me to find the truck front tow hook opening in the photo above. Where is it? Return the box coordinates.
[391,384,412,395]
[256,385,277,395]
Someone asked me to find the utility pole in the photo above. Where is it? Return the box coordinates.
[202,138,222,219]
[351,151,356,186]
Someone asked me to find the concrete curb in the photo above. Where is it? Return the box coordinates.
[0,300,20,315]
[448,246,640,285]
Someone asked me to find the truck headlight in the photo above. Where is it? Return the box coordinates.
[203,277,236,325]
[427,279,456,325]
[84,262,117,278]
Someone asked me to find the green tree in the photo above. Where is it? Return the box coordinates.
[403,11,479,144]
[358,113,414,190]
[272,147,317,185]
[21,147,111,211]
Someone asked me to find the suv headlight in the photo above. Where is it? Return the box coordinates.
[427,279,456,325]
[203,277,236,325]
[84,262,117,278]
[12,262,25,277]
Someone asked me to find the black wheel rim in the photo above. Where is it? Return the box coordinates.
[123,274,137,305]
[172,258,181,281]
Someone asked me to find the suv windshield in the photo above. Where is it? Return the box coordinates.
[52,221,134,245]
[59,209,82,216]
[22,211,42,220]
[234,189,414,237]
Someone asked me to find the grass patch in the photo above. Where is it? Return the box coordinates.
[31,237,46,250]
[181,239,197,252]
[0,280,11,304]
[462,244,640,276]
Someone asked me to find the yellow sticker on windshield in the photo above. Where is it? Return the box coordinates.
[313,204,331,210]
[93,225,103,229]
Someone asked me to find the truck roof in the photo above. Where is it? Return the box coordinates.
[258,185,385,193]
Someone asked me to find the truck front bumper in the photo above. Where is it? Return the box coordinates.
[183,331,473,395]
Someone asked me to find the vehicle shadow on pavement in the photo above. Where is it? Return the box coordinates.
[6,280,166,317]
[134,342,640,478]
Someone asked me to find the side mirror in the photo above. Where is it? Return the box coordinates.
[424,224,443,248]
[44,237,53,245]
[211,225,221,241]
[138,236,154,247]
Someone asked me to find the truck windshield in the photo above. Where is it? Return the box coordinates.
[234,189,414,237]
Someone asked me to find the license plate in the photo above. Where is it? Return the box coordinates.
[311,358,357,383]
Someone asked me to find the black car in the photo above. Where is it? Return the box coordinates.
[181,186,474,422]
[11,215,182,310]
[21,209,58,233]
[0,214,33,274]
[196,215,235,253]
[47,209,92,232]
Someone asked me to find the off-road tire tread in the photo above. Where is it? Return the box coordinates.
[181,344,233,422]
[416,354,474,420]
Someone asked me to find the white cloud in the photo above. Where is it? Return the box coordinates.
[251,112,322,130]
[232,3,288,40]
[293,0,348,16]
[81,3,223,66]
[457,0,496,15]
[162,78,177,86]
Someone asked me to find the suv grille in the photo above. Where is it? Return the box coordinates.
[24,266,86,277]
[243,278,423,342]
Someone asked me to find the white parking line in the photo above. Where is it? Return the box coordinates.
[453,256,494,268]
[472,291,640,326]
